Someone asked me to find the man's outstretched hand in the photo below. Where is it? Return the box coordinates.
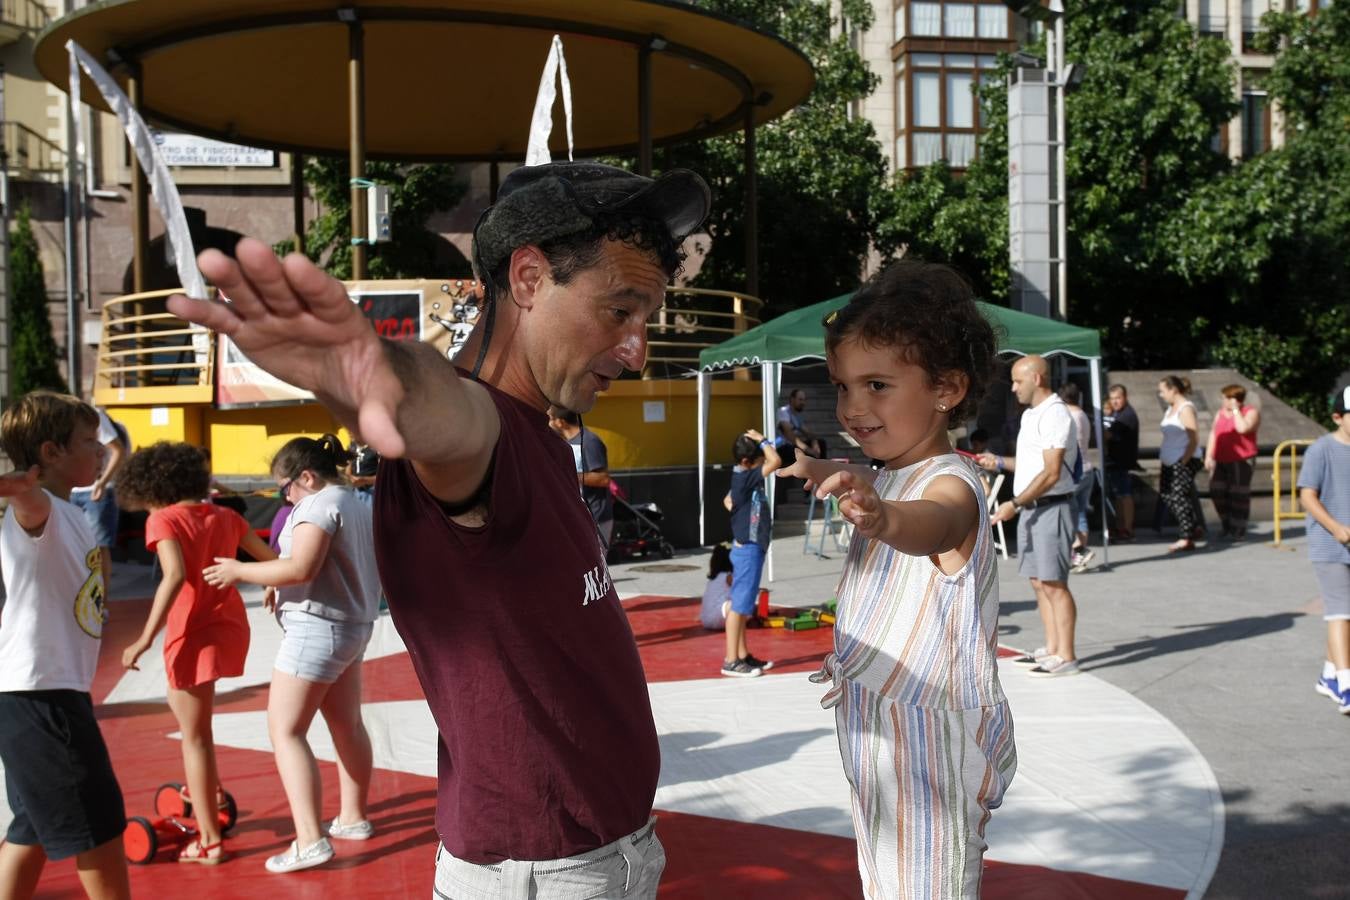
[167,239,409,457]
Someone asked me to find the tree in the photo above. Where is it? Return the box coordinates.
[660,0,891,314]
[292,158,468,279]
[880,0,1239,367]
[1163,3,1350,421]
[9,204,67,398]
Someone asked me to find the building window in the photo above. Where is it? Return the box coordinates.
[1242,92,1270,156]
[913,133,944,165]
[1242,0,1279,34]
[947,72,976,128]
[895,4,907,41]
[1198,0,1228,34]
[896,134,908,170]
[977,3,1009,39]
[911,2,942,36]
[914,72,942,128]
[945,3,976,37]
[947,133,977,167]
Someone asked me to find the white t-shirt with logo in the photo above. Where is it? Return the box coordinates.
[1013,394,1079,497]
[0,491,105,692]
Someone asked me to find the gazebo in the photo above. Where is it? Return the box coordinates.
[695,293,1112,562]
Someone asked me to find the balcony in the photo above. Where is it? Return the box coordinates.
[3,121,65,180]
[93,285,765,407]
[0,0,49,46]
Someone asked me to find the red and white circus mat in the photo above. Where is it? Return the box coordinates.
[3,590,1221,898]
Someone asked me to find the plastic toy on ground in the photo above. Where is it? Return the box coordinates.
[123,782,238,864]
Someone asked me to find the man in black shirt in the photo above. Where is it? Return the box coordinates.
[1103,384,1140,539]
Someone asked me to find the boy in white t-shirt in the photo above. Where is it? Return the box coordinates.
[0,391,130,899]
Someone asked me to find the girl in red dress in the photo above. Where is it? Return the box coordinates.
[119,442,276,864]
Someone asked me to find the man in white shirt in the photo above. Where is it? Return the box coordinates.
[978,355,1081,677]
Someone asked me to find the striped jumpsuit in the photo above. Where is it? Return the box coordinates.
[812,455,1016,899]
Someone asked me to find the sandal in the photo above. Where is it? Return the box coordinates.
[178,837,228,865]
[1167,539,1196,553]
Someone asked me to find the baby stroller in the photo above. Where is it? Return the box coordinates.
[606,481,675,563]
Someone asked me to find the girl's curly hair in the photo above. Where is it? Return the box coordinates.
[824,259,1000,422]
[117,441,211,509]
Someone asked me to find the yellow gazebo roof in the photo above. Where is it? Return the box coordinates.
[35,0,815,160]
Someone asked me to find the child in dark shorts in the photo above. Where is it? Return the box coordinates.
[0,391,130,898]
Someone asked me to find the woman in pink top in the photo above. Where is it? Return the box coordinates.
[1205,384,1261,539]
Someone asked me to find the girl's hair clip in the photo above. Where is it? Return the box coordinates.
[822,310,839,327]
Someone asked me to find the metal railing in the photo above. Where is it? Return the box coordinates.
[94,289,215,405]
[2,122,65,177]
[642,286,764,378]
[94,284,765,404]
[1272,438,1313,545]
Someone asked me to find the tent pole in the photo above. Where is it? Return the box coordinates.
[697,370,709,545]
[1090,357,1109,566]
[761,361,777,582]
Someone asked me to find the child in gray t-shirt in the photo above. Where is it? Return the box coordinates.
[277,484,380,623]
[1298,386,1350,714]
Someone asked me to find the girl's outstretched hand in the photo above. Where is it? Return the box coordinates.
[816,469,889,540]
[203,557,241,588]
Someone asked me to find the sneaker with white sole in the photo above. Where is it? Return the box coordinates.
[1071,549,1095,573]
[1028,656,1081,678]
[328,818,374,841]
[1315,675,1341,702]
[1008,647,1050,667]
[721,659,762,678]
[742,654,775,672]
[265,837,334,873]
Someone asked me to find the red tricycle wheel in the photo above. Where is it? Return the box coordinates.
[123,816,158,864]
[219,791,238,832]
[154,782,188,819]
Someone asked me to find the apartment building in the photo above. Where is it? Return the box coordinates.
[845,0,1322,175]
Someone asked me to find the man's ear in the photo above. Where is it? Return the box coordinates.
[507,245,548,310]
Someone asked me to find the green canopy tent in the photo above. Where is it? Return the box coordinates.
[695,293,1112,568]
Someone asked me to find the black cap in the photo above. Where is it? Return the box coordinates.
[1334,385,1350,415]
[471,162,711,278]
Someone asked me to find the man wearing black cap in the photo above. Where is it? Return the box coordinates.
[168,161,710,893]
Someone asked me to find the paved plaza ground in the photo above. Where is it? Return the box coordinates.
[1,510,1341,897]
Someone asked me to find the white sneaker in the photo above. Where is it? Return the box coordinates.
[1009,647,1051,667]
[1028,656,1082,678]
[1071,549,1095,573]
[328,817,375,841]
[265,837,334,873]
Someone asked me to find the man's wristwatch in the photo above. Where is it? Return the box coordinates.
[1011,498,1023,511]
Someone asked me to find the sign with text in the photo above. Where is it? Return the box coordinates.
[154,131,276,167]
[215,286,427,407]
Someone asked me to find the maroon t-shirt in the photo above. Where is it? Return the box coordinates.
[373,377,659,864]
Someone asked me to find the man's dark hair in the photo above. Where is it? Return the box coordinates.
[488,210,683,301]
[1108,384,1128,397]
[1058,382,1082,406]
[824,260,998,422]
[733,434,762,463]
[555,409,581,426]
[789,388,806,401]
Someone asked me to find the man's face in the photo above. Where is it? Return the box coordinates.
[791,391,807,412]
[1010,364,1038,406]
[524,239,668,414]
[1108,390,1126,413]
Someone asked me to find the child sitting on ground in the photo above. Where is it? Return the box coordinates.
[0,391,131,899]
[721,429,780,677]
[780,261,1016,899]
[118,441,277,864]
[699,543,735,631]
[1302,385,1350,715]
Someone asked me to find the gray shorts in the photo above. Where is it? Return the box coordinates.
[1017,500,1074,583]
[433,817,664,900]
[1313,563,1350,621]
[275,609,372,683]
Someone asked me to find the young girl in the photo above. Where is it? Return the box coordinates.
[119,442,277,865]
[203,434,381,874]
[780,261,1016,899]
[699,542,735,631]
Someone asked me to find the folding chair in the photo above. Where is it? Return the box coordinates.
[986,472,1009,560]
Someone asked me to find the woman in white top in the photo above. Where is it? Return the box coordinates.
[1157,376,1202,552]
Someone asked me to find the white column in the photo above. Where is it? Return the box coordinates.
[1090,357,1109,566]
[761,362,779,582]
[697,370,710,545]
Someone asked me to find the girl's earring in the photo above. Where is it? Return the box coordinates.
[937,403,948,412]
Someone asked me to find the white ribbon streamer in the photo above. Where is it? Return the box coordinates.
[66,39,207,300]
[525,34,575,166]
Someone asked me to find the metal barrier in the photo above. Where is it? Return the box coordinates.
[1272,439,1313,546]
[643,287,763,377]
[93,289,216,406]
